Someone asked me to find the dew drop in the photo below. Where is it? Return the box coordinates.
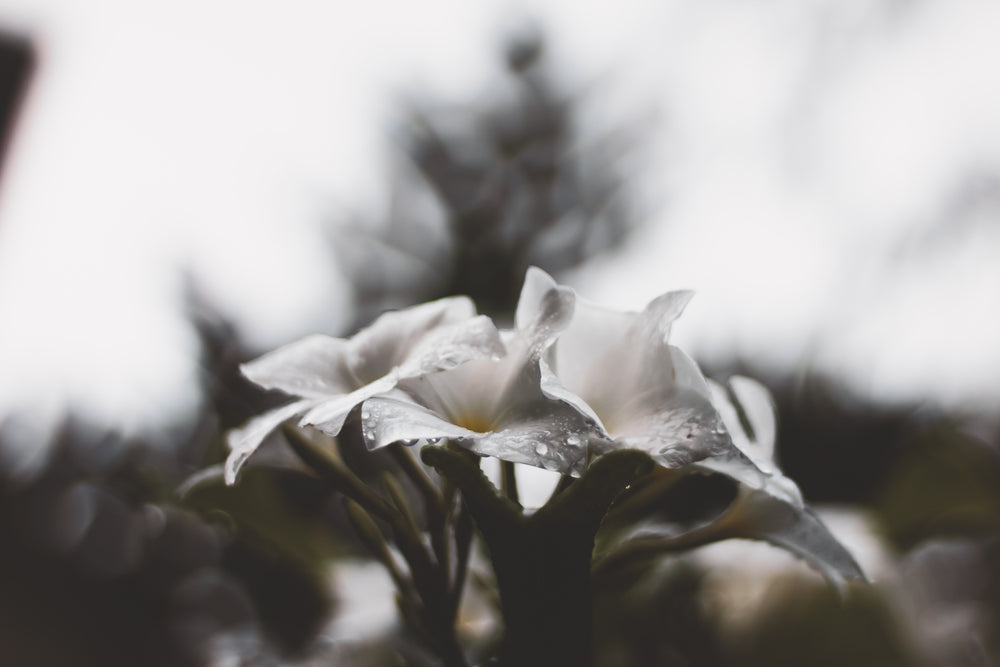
[542,458,562,472]
[534,443,549,456]
[566,435,581,447]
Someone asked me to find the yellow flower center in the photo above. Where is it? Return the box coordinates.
[454,414,493,434]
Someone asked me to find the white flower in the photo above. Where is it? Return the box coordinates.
[515,267,774,492]
[516,270,861,584]
[361,284,606,476]
[225,296,504,484]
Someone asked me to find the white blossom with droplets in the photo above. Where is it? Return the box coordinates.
[224,296,504,484]
[361,284,606,476]
[516,267,776,495]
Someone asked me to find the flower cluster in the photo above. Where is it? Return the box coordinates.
[225,267,862,586]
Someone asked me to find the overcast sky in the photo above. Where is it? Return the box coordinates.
[0,0,997,440]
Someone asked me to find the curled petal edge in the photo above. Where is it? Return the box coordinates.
[225,398,317,485]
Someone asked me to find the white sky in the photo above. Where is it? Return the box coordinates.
[0,0,997,443]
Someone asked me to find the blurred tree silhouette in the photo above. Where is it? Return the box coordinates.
[337,29,640,325]
[0,29,32,186]
[0,286,340,666]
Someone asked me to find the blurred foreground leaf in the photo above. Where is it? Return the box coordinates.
[728,584,924,667]
[876,422,1000,550]
[181,467,339,654]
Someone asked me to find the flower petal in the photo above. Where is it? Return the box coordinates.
[361,395,478,450]
[225,398,317,484]
[347,296,477,384]
[639,289,694,343]
[299,372,400,436]
[660,344,714,403]
[538,286,694,420]
[727,375,777,463]
[539,356,605,432]
[514,266,559,331]
[606,398,770,495]
[397,315,506,379]
[707,375,801,506]
[462,413,595,476]
[544,294,710,440]
[242,335,356,398]
[397,357,511,428]
[544,298,636,417]
[727,487,867,588]
[615,487,866,589]
[707,379,751,453]
[522,284,576,357]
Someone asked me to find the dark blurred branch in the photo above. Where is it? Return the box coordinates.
[336,30,643,324]
[0,30,33,191]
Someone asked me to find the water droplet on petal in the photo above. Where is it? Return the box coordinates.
[566,435,581,447]
[542,458,562,472]
[535,443,549,456]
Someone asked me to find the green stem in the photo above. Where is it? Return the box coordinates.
[591,521,727,581]
[424,446,653,667]
[393,525,469,667]
[500,460,521,507]
[546,474,576,503]
[450,496,475,609]
[389,444,452,576]
[282,426,395,522]
[389,443,446,513]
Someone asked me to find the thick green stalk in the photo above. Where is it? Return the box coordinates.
[424,446,652,667]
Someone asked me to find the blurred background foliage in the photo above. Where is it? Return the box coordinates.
[0,23,999,667]
[337,29,636,326]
